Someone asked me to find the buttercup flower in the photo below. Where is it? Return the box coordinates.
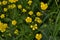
[18,4,22,9]
[0,14,5,19]
[30,24,38,30]
[40,2,48,10]
[22,8,27,13]
[12,20,17,25]
[0,22,8,32]
[2,1,7,5]
[11,4,16,9]
[9,0,18,3]
[35,17,42,23]
[25,17,32,23]
[35,33,42,40]
[8,5,11,9]
[0,22,4,32]
[28,11,33,15]
[36,12,43,16]
[3,23,8,28]
[14,29,19,35]
[8,4,16,9]
[4,8,8,12]
[28,0,32,5]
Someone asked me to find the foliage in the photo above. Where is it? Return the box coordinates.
[0,0,60,40]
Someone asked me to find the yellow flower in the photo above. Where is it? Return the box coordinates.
[0,22,8,32]
[40,2,48,10]
[36,12,43,16]
[9,0,18,3]
[0,22,3,32]
[0,1,2,5]
[35,17,42,23]
[2,1,7,5]
[8,5,13,9]
[35,34,42,40]
[22,8,27,13]
[8,4,16,9]
[11,4,16,9]
[14,29,19,35]
[30,24,38,30]
[3,23,8,28]
[8,5,11,9]
[28,11,33,15]
[18,5,22,9]
[25,17,32,23]
[0,14,5,19]
[28,0,32,5]
[4,8,8,12]
[12,20,17,25]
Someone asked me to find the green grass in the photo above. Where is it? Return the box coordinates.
[0,0,60,40]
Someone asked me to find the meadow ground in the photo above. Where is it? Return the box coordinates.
[0,0,60,40]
